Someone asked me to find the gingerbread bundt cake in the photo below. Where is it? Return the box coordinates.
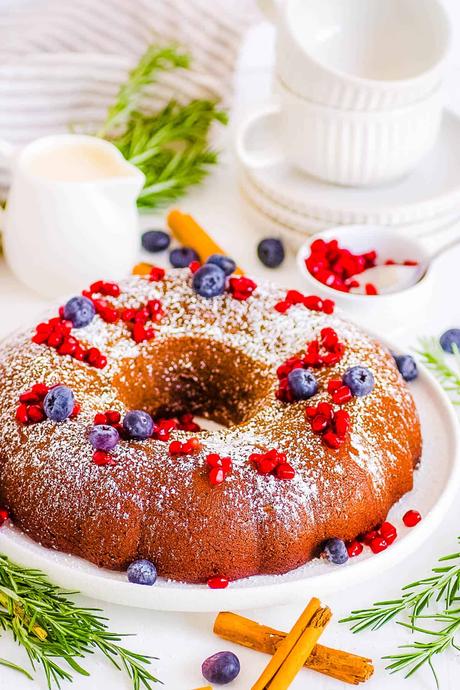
[0,267,421,582]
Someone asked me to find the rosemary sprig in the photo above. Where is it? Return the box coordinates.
[0,554,160,689]
[417,337,460,403]
[97,44,227,209]
[341,540,460,633]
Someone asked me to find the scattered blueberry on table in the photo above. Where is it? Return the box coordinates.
[192,264,226,298]
[206,254,236,276]
[63,295,95,328]
[170,246,200,268]
[141,229,171,253]
[202,651,240,685]
[127,559,157,586]
[43,385,75,422]
[440,328,460,354]
[342,366,375,396]
[393,354,418,382]
[257,238,285,268]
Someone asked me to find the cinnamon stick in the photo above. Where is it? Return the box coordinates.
[214,611,373,685]
[167,209,244,274]
[251,598,327,689]
[267,606,332,690]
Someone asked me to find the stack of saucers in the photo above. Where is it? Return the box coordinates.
[237,0,458,245]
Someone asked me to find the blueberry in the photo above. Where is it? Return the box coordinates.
[342,366,375,397]
[169,247,200,268]
[43,385,75,422]
[192,264,226,298]
[206,254,236,276]
[393,354,418,382]
[89,424,119,451]
[202,651,240,685]
[323,538,348,565]
[257,238,285,268]
[63,296,95,328]
[440,329,460,354]
[141,230,170,253]
[123,410,154,440]
[127,559,157,586]
[287,368,318,400]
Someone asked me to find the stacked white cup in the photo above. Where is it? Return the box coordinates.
[237,0,451,187]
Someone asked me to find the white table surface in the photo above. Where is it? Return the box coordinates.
[2,3,460,689]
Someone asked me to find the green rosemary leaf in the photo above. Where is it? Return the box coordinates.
[95,44,228,210]
[0,656,34,680]
[0,554,160,689]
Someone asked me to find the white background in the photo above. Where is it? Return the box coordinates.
[1,1,460,688]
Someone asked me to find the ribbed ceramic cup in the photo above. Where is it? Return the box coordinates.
[260,0,450,111]
[236,80,443,187]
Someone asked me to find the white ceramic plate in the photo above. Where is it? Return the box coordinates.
[240,110,460,227]
[240,172,460,248]
[1,352,458,612]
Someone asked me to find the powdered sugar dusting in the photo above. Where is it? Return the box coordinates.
[0,269,420,580]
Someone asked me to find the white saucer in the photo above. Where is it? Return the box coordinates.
[240,110,460,227]
[1,352,458,612]
[240,170,460,244]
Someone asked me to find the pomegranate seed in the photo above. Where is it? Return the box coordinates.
[28,405,45,423]
[333,409,350,437]
[70,403,81,418]
[36,322,52,334]
[286,290,304,305]
[94,413,107,425]
[370,536,388,554]
[32,331,50,344]
[257,457,278,475]
[303,295,323,311]
[332,386,353,405]
[102,281,120,297]
[274,301,291,313]
[16,404,29,424]
[362,529,379,546]
[347,540,363,557]
[0,508,9,526]
[403,510,421,527]
[90,280,105,294]
[105,410,121,424]
[404,260,418,266]
[365,283,378,295]
[317,402,333,419]
[92,450,115,466]
[206,453,222,467]
[100,307,119,324]
[321,328,338,349]
[47,331,63,347]
[189,260,201,273]
[19,390,40,403]
[73,346,85,361]
[169,441,183,455]
[322,299,335,314]
[323,431,344,449]
[121,308,136,322]
[276,462,295,480]
[32,383,49,397]
[380,521,397,545]
[94,355,107,369]
[311,414,329,433]
[209,467,225,485]
[207,576,228,589]
[149,266,165,282]
[327,379,342,393]
[305,405,318,419]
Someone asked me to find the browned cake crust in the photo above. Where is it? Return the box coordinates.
[0,270,421,582]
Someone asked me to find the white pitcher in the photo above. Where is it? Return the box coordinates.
[1,134,145,298]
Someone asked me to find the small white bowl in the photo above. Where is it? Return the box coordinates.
[263,0,451,111]
[296,225,434,334]
[237,80,443,187]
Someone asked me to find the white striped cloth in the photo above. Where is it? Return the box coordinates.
[0,0,257,192]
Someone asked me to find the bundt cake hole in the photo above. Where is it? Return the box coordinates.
[112,337,273,428]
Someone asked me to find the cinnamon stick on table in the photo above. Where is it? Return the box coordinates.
[251,598,332,690]
[214,611,373,686]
